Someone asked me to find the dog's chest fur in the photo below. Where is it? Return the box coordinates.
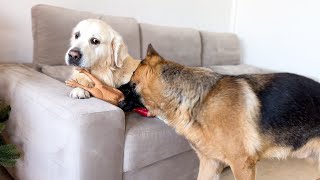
[157,70,262,157]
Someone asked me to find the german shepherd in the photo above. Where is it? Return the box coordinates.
[128,44,320,180]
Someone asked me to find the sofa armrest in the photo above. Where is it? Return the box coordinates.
[0,64,125,180]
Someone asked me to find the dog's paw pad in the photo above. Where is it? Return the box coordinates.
[69,87,90,99]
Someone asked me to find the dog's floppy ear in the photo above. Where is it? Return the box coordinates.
[111,32,128,68]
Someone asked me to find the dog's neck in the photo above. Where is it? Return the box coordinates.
[149,63,221,138]
[112,55,141,87]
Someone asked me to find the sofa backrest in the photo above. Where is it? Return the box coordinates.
[140,23,202,66]
[32,4,240,67]
[32,5,140,65]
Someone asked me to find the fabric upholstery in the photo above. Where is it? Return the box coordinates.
[41,65,74,82]
[32,4,140,65]
[7,4,247,180]
[123,150,199,180]
[0,64,125,180]
[124,112,191,172]
[207,64,273,75]
[140,23,202,66]
[39,64,272,84]
[201,31,241,66]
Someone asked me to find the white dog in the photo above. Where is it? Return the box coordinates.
[65,19,141,99]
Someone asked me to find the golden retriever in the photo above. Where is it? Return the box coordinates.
[65,19,140,99]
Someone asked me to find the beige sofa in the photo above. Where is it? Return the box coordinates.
[0,4,269,180]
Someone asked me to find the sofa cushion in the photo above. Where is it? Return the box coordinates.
[32,4,140,65]
[41,65,74,82]
[207,64,273,75]
[124,112,191,172]
[123,150,199,180]
[140,23,201,66]
[201,31,240,66]
[40,64,272,83]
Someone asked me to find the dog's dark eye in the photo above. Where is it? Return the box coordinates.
[90,38,100,45]
[75,32,80,39]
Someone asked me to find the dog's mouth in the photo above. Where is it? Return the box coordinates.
[117,82,144,112]
[67,58,90,68]
[68,60,83,67]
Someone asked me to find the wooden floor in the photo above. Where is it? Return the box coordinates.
[0,159,318,180]
[221,158,319,180]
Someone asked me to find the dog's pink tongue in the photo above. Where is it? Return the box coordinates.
[134,107,150,117]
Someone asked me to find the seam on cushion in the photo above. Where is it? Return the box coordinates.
[31,6,39,64]
[78,108,124,116]
[123,149,193,173]
[199,31,204,66]
[235,34,242,65]
[126,128,175,137]
[138,24,143,59]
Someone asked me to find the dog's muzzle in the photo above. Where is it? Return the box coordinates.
[67,47,82,66]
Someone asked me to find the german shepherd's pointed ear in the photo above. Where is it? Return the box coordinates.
[144,44,163,66]
[146,44,159,57]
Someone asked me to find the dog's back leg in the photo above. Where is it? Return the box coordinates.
[229,156,258,180]
[316,149,320,178]
[197,157,224,180]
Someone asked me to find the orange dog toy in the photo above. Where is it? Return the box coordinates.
[65,68,124,106]
[65,68,151,117]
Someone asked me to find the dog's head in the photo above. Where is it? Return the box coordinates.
[130,44,165,110]
[65,19,128,69]
[131,44,163,91]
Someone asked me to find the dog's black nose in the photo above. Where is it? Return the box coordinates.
[68,48,82,61]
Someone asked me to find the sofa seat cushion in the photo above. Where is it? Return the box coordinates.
[41,65,74,82]
[207,64,273,75]
[39,64,273,84]
[124,112,191,172]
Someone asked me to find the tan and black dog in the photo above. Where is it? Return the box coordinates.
[127,44,320,180]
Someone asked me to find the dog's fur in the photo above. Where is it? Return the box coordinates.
[65,19,140,98]
[129,44,320,180]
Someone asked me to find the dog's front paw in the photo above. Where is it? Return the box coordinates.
[69,87,90,99]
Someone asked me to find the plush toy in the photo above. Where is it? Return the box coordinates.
[65,68,151,117]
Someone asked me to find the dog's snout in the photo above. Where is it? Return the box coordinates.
[68,48,82,61]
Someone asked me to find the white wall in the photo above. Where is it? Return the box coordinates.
[234,0,320,79]
[3,0,318,79]
[0,0,233,63]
